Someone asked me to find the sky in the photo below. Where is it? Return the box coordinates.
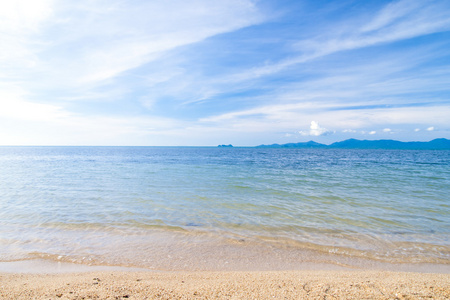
[1,0,449,146]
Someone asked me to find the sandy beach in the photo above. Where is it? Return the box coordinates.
[1,269,449,299]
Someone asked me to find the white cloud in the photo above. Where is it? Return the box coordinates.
[310,121,329,136]
[0,0,53,33]
[427,126,435,131]
[0,0,53,74]
[414,128,420,132]
[0,0,266,95]
[0,83,67,122]
[299,121,331,137]
[383,128,392,132]
[369,131,377,135]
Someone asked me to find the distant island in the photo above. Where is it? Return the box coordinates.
[218,144,233,148]
[256,138,450,150]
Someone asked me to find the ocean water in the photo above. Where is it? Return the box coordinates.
[0,147,449,270]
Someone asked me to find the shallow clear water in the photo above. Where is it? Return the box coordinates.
[0,147,449,269]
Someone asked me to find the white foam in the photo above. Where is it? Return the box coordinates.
[0,259,150,274]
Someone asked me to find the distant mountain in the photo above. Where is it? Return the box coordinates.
[256,141,327,148]
[256,138,450,150]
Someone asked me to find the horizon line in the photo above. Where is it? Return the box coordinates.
[0,137,448,148]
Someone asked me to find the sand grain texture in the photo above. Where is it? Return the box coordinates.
[1,270,449,299]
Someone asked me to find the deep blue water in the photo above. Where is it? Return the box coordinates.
[0,147,449,266]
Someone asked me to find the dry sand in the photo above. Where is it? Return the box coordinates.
[1,270,449,299]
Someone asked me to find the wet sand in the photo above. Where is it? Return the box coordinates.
[1,269,449,299]
[1,237,448,299]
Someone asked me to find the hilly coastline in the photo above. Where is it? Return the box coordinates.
[256,138,450,150]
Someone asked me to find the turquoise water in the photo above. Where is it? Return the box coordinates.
[0,147,449,269]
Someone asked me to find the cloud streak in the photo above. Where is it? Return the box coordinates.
[229,0,450,82]
[1,0,265,92]
[0,0,449,145]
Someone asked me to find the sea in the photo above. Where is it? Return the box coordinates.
[0,146,449,271]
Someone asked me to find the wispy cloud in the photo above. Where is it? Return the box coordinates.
[0,0,448,145]
[1,0,265,94]
[228,0,450,82]
[0,82,185,145]
[0,0,268,145]
[191,0,450,143]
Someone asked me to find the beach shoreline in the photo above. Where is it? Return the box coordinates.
[1,259,449,299]
[3,227,448,275]
[1,255,449,274]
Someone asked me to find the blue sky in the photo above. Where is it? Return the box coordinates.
[1,0,449,146]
